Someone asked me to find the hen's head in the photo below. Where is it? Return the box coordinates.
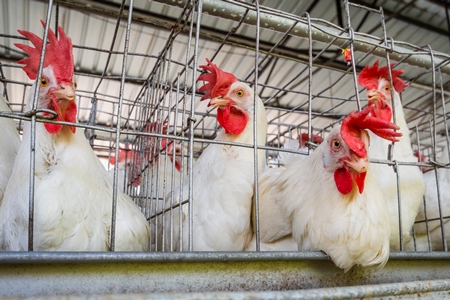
[323,106,402,195]
[358,60,407,122]
[298,133,323,149]
[198,58,254,135]
[15,21,76,134]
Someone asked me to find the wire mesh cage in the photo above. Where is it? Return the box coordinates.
[0,0,450,261]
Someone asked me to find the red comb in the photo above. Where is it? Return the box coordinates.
[358,60,407,93]
[197,58,237,101]
[15,21,74,82]
[110,145,131,165]
[341,106,402,157]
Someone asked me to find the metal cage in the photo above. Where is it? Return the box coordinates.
[1,0,450,298]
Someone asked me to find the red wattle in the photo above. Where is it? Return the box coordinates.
[174,160,181,172]
[44,97,63,134]
[65,101,77,133]
[334,167,353,195]
[370,98,392,122]
[43,97,77,134]
[216,105,248,135]
[353,171,367,194]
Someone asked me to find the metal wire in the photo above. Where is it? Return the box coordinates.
[26,0,55,251]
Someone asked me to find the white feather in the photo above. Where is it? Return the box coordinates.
[368,78,425,250]
[406,145,450,251]
[244,234,298,251]
[257,127,390,272]
[0,96,20,203]
[278,138,308,166]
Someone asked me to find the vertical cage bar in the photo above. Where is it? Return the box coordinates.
[110,0,134,251]
[27,1,54,251]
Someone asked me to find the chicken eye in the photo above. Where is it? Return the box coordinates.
[73,81,77,89]
[236,90,244,97]
[332,139,340,149]
[40,77,48,87]
[384,85,390,92]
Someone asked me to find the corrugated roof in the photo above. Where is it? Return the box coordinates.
[0,0,449,166]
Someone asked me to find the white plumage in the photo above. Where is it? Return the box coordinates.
[278,133,323,166]
[0,96,21,204]
[0,96,21,242]
[358,62,425,250]
[256,107,400,271]
[406,146,450,251]
[244,234,298,251]
[0,25,149,251]
[367,93,425,249]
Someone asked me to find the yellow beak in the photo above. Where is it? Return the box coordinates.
[344,154,368,173]
[52,84,75,101]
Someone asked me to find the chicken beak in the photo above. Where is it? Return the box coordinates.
[345,154,368,173]
[52,84,75,102]
[209,96,234,108]
[367,90,381,103]
[44,83,77,134]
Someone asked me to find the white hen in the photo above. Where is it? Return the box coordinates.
[0,23,149,251]
[358,61,425,250]
[160,58,267,251]
[257,106,402,271]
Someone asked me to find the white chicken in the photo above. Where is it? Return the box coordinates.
[0,23,149,251]
[407,145,450,251]
[358,61,425,250]
[257,105,402,271]
[160,58,267,251]
[0,96,21,204]
[137,122,184,203]
[108,122,183,196]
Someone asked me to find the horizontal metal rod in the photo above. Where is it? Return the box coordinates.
[1,251,450,264]
[152,0,450,75]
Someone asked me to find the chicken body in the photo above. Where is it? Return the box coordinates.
[1,120,149,251]
[0,97,21,203]
[257,110,398,271]
[406,146,450,251]
[162,72,267,251]
[0,97,21,242]
[139,142,185,207]
[0,25,149,251]
[366,77,425,249]
[358,62,425,249]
